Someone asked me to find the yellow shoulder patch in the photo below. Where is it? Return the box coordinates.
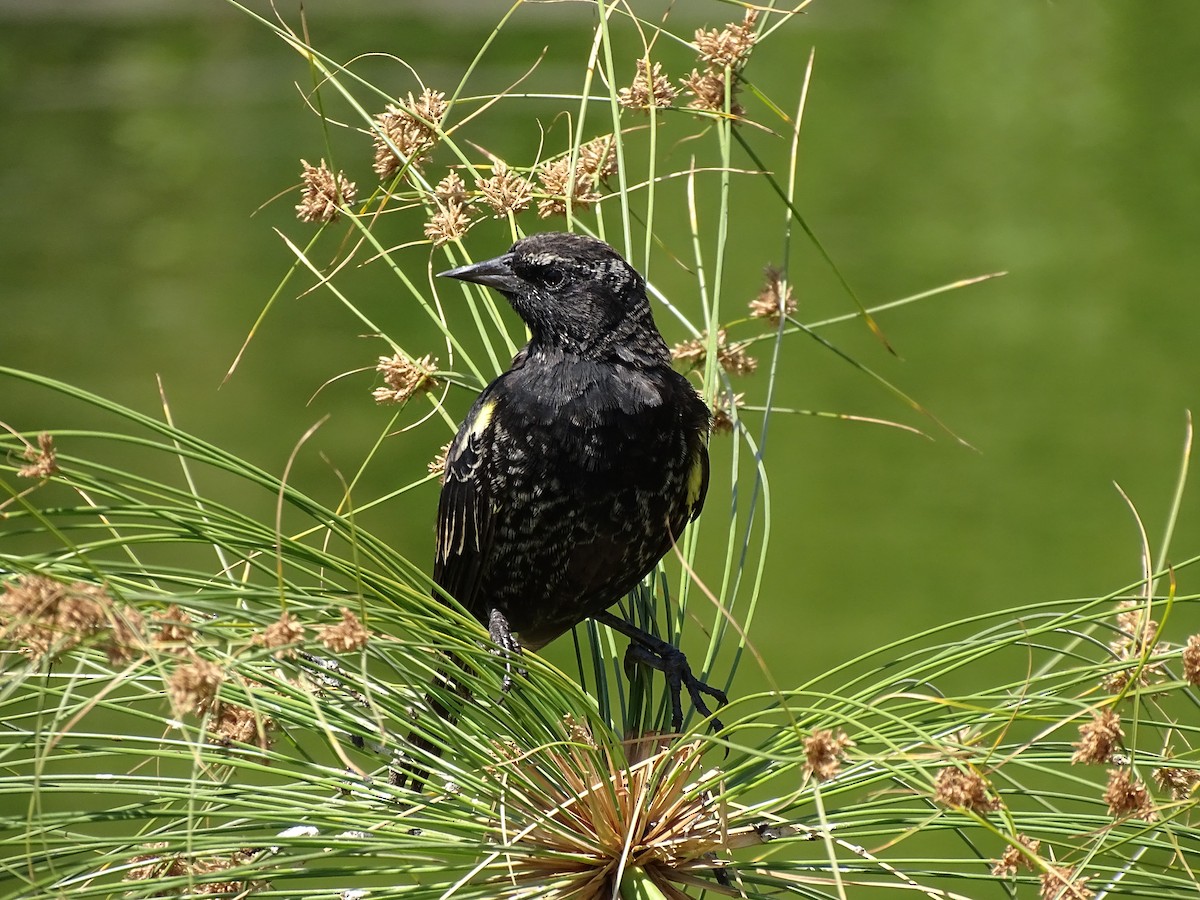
[685,447,705,508]
[469,399,497,437]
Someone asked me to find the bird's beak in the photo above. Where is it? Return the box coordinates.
[438,252,523,293]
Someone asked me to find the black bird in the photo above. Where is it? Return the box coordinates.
[433,231,727,731]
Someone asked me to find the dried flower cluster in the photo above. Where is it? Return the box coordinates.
[478,162,533,217]
[1102,600,1164,691]
[749,266,797,324]
[1103,768,1158,820]
[577,135,619,183]
[211,702,273,750]
[1040,865,1094,900]
[682,10,757,116]
[424,171,475,242]
[1071,708,1123,764]
[433,171,467,204]
[535,136,621,219]
[681,68,738,116]
[152,604,193,646]
[990,833,1040,877]
[372,88,448,179]
[254,611,306,658]
[168,657,225,715]
[803,728,854,781]
[165,653,273,749]
[1,574,143,664]
[537,156,601,219]
[1184,632,1200,685]
[428,440,451,483]
[716,336,757,376]
[295,159,356,223]
[424,199,472,245]
[694,10,759,70]
[17,432,58,479]
[318,607,370,653]
[373,353,439,404]
[932,765,1001,814]
[671,329,758,377]
[710,391,744,436]
[618,59,677,111]
[1153,764,1200,800]
[125,844,268,895]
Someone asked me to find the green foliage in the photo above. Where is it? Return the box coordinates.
[2,2,1198,898]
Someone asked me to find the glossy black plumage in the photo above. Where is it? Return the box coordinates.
[435,232,724,730]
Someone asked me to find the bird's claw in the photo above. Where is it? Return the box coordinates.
[488,608,525,693]
[623,641,728,734]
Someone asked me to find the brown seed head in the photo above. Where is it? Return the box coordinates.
[168,658,225,715]
[1040,866,1094,900]
[318,608,369,653]
[990,834,1040,877]
[211,703,273,751]
[1071,708,1123,765]
[433,171,468,205]
[804,728,854,781]
[671,334,708,368]
[1103,768,1158,820]
[295,159,357,223]
[0,574,112,659]
[576,135,619,183]
[428,440,451,484]
[711,391,744,436]
[18,432,58,479]
[536,156,602,219]
[671,329,757,377]
[151,604,193,647]
[372,88,448,179]
[750,266,797,324]
[1101,600,1165,691]
[1183,633,1200,686]
[423,199,472,246]
[1111,600,1159,660]
[103,604,147,666]
[1152,765,1200,800]
[478,162,533,217]
[694,10,759,70]
[124,845,265,894]
[255,612,305,658]
[618,59,678,111]
[681,67,743,116]
[373,353,439,405]
[932,765,1000,814]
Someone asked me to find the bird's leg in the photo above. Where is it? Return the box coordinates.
[487,607,524,693]
[593,610,728,733]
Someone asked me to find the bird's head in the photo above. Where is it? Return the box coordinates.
[438,232,668,363]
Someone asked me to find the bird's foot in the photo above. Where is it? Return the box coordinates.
[593,611,728,733]
[623,640,728,733]
[488,607,525,693]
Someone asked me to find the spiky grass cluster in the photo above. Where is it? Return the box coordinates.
[487,733,733,898]
[3,412,1200,897]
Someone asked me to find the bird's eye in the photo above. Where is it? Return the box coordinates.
[540,266,568,290]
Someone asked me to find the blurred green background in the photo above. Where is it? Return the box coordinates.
[2,0,1198,692]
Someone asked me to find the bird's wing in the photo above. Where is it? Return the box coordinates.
[433,392,500,619]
